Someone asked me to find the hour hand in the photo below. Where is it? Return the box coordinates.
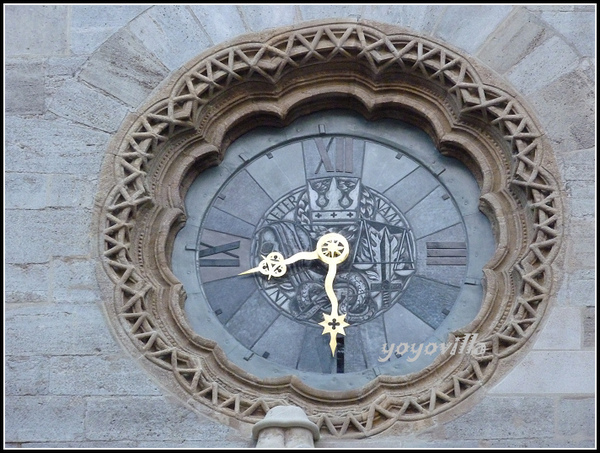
[239,250,319,279]
[239,252,287,279]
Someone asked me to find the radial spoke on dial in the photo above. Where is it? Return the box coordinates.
[322,239,344,258]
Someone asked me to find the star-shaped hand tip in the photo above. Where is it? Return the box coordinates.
[318,312,349,356]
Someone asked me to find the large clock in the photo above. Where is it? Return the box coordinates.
[172,110,495,391]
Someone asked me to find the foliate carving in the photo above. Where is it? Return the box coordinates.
[96,20,563,438]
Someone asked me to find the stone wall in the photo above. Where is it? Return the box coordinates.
[5,5,595,448]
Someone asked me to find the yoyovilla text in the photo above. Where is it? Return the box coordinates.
[378,333,486,363]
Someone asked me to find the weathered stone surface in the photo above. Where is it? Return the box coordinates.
[5,116,109,175]
[320,436,595,449]
[556,268,595,308]
[5,303,120,356]
[84,396,234,441]
[189,5,248,45]
[582,307,595,348]
[568,275,596,308]
[5,58,46,114]
[539,10,595,57]
[255,427,285,448]
[559,148,595,221]
[565,179,595,218]
[5,173,96,210]
[565,218,596,241]
[5,173,48,210]
[71,5,150,29]
[51,258,101,303]
[12,441,139,449]
[5,5,68,56]
[5,396,86,442]
[47,355,163,396]
[580,56,594,82]
[362,5,446,33]
[477,8,551,74]
[526,5,595,13]
[299,5,363,22]
[564,229,596,271]
[506,35,579,96]
[285,427,315,448]
[478,438,595,448]
[433,5,513,54]
[4,388,247,447]
[5,263,49,304]
[48,80,130,133]
[17,440,249,448]
[48,174,97,209]
[46,56,89,102]
[533,306,582,350]
[129,5,211,71]
[238,4,297,31]
[5,209,91,263]
[72,28,124,56]
[46,56,88,78]
[489,351,595,394]
[426,396,555,439]
[70,5,150,55]
[320,437,481,449]
[136,439,252,448]
[556,147,595,182]
[78,28,170,108]
[5,356,50,396]
[529,60,595,153]
[557,398,595,437]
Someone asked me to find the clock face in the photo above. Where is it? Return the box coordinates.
[172,111,494,390]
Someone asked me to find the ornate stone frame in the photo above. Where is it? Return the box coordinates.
[95,20,563,438]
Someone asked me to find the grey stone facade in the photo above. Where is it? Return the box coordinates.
[5,4,595,448]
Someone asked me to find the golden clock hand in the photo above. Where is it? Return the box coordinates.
[318,261,350,355]
[239,250,319,278]
[238,251,286,279]
[324,261,339,315]
[281,250,319,266]
[314,233,351,356]
[240,232,351,355]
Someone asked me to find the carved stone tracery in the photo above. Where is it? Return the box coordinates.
[95,20,563,438]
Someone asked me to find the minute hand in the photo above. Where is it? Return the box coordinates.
[324,262,339,315]
[315,233,351,355]
[239,232,350,356]
[319,260,350,355]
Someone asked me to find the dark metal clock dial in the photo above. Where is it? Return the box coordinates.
[250,136,416,328]
[172,111,495,390]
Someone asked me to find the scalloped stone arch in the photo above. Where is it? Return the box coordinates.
[95,20,563,438]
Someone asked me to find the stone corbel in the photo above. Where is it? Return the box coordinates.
[252,406,320,448]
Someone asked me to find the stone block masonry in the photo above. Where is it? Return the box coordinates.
[4,4,595,448]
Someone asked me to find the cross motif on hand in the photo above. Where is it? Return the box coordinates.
[328,318,341,330]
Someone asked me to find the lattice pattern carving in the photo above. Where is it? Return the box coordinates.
[97,21,562,438]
